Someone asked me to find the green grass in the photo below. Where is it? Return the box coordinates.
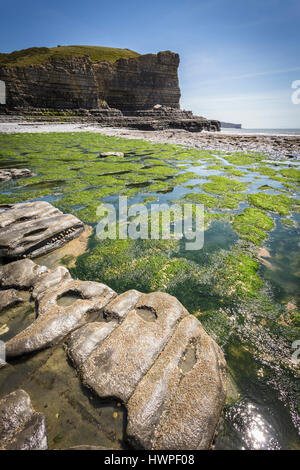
[0,45,140,67]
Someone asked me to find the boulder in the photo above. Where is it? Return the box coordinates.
[127,315,226,450]
[76,292,189,403]
[6,279,116,357]
[0,168,36,183]
[0,258,47,289]
[99,152,124,158]
[0,289,23,311]
[67,290,226,449]
[0,201,84,260]
[0,389,47,450]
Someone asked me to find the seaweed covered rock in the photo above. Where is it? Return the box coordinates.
[0,390,47,450]
[0,201,84,260]
[67,290,227,450]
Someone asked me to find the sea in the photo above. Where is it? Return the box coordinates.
[220,128,300,136]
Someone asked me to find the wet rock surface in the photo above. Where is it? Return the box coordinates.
[0,258,47,289]
[0,389,47,450]
[6,278,116,357]
[0,289,23,311]
[0,168,36,182]
[0,201,84,260]
[67,290,227,449]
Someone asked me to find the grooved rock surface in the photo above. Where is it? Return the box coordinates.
[6,278,116,357]
[0,51,180,111]
[0,389,48,450]
[31,265,71,300]
[67,290,227,450]
[0,258,47,289]
[0,201,84,259]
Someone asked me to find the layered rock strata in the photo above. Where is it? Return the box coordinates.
[0,52,180,111]
[0,201,84,260]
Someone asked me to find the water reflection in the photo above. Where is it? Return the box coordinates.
[227,401,281,450]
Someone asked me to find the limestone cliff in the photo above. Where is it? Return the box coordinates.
[0,51,180,111]
[0,56,99,109]
[94,51,180,111]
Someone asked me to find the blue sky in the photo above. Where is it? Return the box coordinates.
[1,0,300,128]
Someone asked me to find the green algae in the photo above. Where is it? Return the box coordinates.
[250,166,278,176]
[213,249,262,297]
[279,168,300,182]
[182,191,246,210]
[258,184,280,191]
[281,218,295,227]
[183,193,217,208]
[224,152,265,166]
[232,208,274,245]
[202,175,248,194]
[217,193,247,209]
[248,192,292,215]
[224,168,246,177]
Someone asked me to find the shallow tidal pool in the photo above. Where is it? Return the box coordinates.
[0,132,299,449]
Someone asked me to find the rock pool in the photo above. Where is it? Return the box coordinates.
[0,132,299,449]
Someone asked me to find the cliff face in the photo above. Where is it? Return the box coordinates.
[0,51,180,111]
[94,51,180,111]
[0,57,99,109]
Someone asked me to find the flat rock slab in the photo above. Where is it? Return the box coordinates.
[6,278,116,357]
[0,168,36,183]
[0,389,47,450]
[0,201,84,260]
[67,290,227,449]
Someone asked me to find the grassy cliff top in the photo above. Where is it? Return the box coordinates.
[0,45,140,67]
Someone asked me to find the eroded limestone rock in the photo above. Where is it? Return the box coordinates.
[67,290,227,449]
[32,265,71,300]
[127,315,226,450]
[6,279,116,357]
[77,292,188,403]
[0,289,23,311]
[0,258,47,289]
[0,201,84,260]
[0,389,48,450]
